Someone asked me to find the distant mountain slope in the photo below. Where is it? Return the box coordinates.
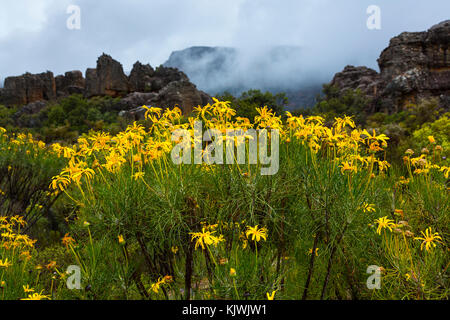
[163,46,323,110]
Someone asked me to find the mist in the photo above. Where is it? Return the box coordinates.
[164,46,322,95]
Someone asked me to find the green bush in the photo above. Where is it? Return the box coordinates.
[411,113,450,158]
[0,105,17,128]
[216,90,288,120]
[0,131,68,243]
[312,85,370,125]
[37,95,121,142]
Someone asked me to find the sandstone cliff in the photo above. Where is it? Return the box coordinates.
[330,20,449,112]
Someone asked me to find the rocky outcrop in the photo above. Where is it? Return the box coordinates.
[151,66,189,91]
[56,71,85,96]
[117,80,211,119]
[13,101,47,127]
[85,53,129,97]
[117,65,209,116]
[330,20,450,112]
[330,66,381,98]
[150,79,210,114]
[0,53,211,115]
[1,72,56,106]
[128,61,154,92]
[116,92,157,111]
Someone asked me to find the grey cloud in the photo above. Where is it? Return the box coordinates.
[0,0,449,91]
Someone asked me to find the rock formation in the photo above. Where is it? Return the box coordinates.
[330,66,381,97]
[149,78,210,114]
[117,78,210,119]
[330,20,450,112]
[12,101,47,127]
[118,65,209,116]
[0,71,56,106]
[0,53,211,116]
[128,61,154,92]
[55,71,85,96]
[84,53,130,98]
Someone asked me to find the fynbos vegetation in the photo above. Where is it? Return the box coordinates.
[0,99,448,300]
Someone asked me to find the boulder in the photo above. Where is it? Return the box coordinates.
[119,81,211,119]
[118,106,147,121]
[330,66,381,98]
[16,100,47,115]
[13,100,47,127]
[116,92,158,111]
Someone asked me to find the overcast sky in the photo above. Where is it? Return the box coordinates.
[0,0,448,85]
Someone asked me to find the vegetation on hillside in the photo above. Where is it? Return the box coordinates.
[216,90,288,120]
[0,95,123,143]
[0,99,448,300]
[301,86,449,163]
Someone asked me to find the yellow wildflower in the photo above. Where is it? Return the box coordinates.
[21,290,51,300]
[132,171,145,180]
[245,225,268,242]
[189,227,224,250]
[414,227,443,252]
[361,203,376,213]
[0,258,12,268]
[340,162,357,175]
[23,285,34,293]
[374,216,396,235]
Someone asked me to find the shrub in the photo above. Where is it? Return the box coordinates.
[0,129,68,241]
